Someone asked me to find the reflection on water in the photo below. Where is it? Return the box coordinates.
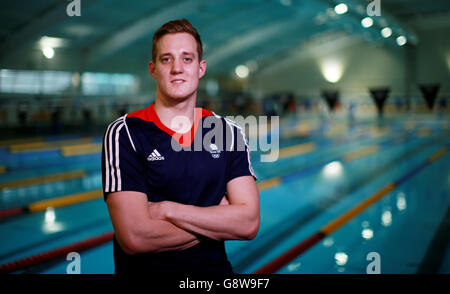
[42,206,64,233]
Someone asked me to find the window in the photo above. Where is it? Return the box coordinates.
[81,72,137,95]
[0,69,138,95]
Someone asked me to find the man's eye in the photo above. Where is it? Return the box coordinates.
[161,57,171,63]
[184,57,192,62]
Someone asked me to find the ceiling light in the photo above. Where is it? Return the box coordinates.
[39,36,68,48]
[334,3,348,15]
[320,59,345,84]
[381,27,392,38]
[235,65,249,79]
[396,35,407,46]
[361,17,373,28]
[42,46,55,59]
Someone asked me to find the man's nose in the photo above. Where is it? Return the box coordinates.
[171,58,183,74]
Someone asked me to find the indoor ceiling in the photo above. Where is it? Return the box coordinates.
[0,0,449,77]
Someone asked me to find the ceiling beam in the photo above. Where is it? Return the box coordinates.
[83,0,203,66]
[207,24,329,75]
[206,17,306,68]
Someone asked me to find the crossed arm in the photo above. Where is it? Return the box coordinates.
[106,176,259,255]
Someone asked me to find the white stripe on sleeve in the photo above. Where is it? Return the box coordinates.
[103,118,122,192]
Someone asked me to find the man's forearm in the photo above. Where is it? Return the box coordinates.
[163,202,259,241]
[127,216,203,254]
[107,192,201,255]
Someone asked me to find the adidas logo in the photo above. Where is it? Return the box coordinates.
[147,149,165,161]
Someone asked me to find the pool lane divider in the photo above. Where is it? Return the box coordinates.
[0,170,86,189]
[9,137,93,154]
[0,218,111,262]
[0,189,103,219]
[60,143,102,157]
[253,145,449,274]
[278,142,316,159]
[0,231,114,274]
[0,137,44,148]
[0,135,88,148]
[280,120,383,139]
[278,119,432,162]
[278,123,391,157]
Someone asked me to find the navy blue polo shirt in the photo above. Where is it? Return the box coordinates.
[101,103,256,274]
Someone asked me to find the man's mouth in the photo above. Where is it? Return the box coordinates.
[171,79,185,84]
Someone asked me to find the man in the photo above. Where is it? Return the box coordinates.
[102,19,259,274]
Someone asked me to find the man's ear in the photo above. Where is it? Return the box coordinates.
[149,61,157,79]
[199,60,207,79]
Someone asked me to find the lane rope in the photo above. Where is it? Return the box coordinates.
[0,189,103,219]
[0,232,113,274]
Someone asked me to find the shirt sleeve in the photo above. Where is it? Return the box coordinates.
[226,123,257,183]
[101,117,147,201]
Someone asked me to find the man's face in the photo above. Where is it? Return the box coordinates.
[150,32,206,102]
